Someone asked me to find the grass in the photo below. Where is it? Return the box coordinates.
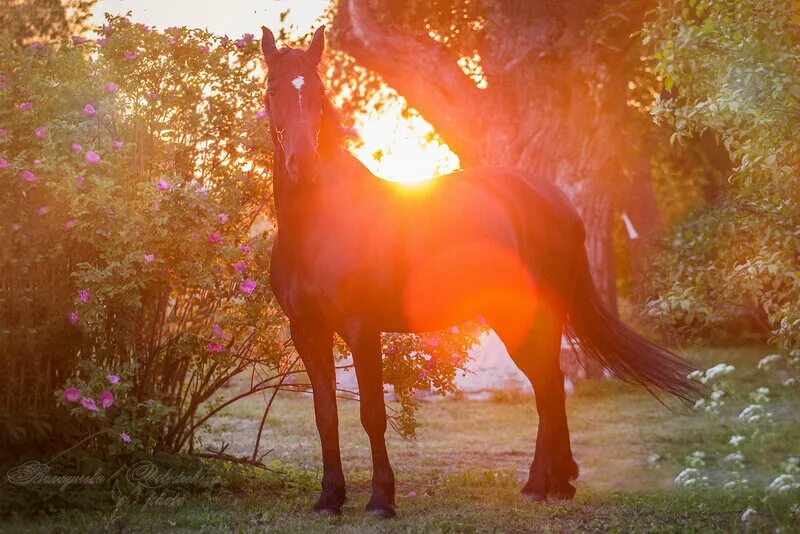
[3,346,798,532]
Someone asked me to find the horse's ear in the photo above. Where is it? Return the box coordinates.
[306,25,325,65]
[261,26,278,64]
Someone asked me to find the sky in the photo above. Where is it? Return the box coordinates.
[89,0,459,182]
[92,0,329,38]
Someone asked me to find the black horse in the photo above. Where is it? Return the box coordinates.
[260,25,698,518]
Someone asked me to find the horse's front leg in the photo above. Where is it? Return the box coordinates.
[291,321,346,516]
[345,324,396,519]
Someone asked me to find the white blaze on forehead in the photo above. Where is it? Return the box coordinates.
[291,76,305,111]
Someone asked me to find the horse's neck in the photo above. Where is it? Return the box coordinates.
[272,147,369,237]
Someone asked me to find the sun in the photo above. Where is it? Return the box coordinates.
[347,87,460,184]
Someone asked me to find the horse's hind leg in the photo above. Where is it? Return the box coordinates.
[491,306,578,501]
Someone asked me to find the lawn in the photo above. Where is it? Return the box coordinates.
[4,347,798,532]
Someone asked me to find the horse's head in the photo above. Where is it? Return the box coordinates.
[261,25,326,185]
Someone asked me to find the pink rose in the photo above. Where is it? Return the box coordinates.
[233,261,246,273]
[239,244,250,255]
[83,104,96,116]
[0,158,8,169]
[147,92,160,101]
[71,142,83,152]
[217,213,228,224]
[208,232,222,244]
[85,151,101,164]
[144,253,154,263]
[64,387,81,402]
[123,51,139,61]
[35,126,46,138]
[235,39,246,48]
[81,397,98,412]
[107,374,120,384]
[206,342,225,353]
[75,175,85,187]
[63,220,77,230]
[239,279,257,294]
[156,178,171,191]
[120,432,131,443]
[112,140,123,149]
[36,205,50,216]
[20,170,36,182]
[79,290,90,303]
[68,311,80,324]
[99,390,114,409]
[71,36,87,45]
[18,102,33,111]
[104,82,117,93]
[97,37,109,47]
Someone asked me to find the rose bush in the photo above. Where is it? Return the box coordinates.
[1,16,474,467]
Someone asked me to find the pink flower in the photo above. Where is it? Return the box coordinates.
[85,151,101,164]
[254,109,268,120]
[64,388,81,402]
[450,326,459,334]
[81,397,98,412]
[79,289,90,303]
[112,140,123,149]
[102,24,113,35]
[36,205,50,216]
[233,261,246,273]
[243,33,254,42]
[212,323,226,338]
[198,45,209,53]
[217,213,228,224]
[156,178,171,191]
[206,342,225,353]
[167,36,178,45]
[123,51,139,61]
[144,253,154,263]
[120,432,131,443]
[68,311,80,324]
[147,92,160,101]
[107,374,120,384]
[19,101,33,111]
[97,37,109,47]
[63,220,76,230]
[239,279,257,294]
[0,129,7,137]
[35,126,46,138]
[418,369,428,380]
[239,244,250,255]
[0,158,7,169]
[208,231,222,244]
[75,175,85,187]
[146,399,155,405]
[104,82,117,93]
[30,43,44,50]
[20,169,36,182]
[405,491,417,498]
[71,35,87,45]
[235,39,246,48]
[71,142,83,152]
[99,390,114,409]
[220,36,230,46]
[83,104,96,116]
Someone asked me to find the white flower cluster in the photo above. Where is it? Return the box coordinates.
[674,467,709,488]
[688,363,736,384]
[738,403,772,425]
[690,363,736,414]
[757,353,782,370]
[740,507,757,523]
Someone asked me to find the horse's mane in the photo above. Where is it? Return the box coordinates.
[264,48,345,155]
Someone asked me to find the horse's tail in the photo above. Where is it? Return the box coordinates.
[562,245,701,404]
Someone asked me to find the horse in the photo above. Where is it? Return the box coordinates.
[259,25,699,519]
